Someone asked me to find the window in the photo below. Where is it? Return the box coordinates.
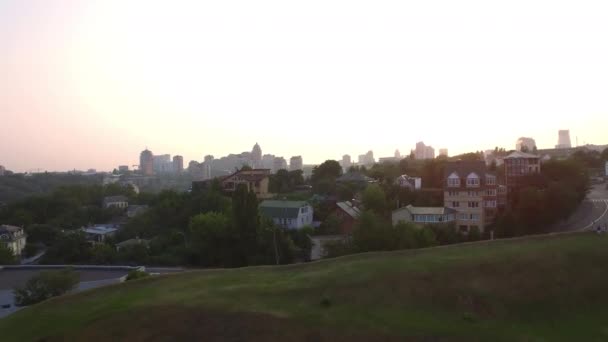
[486,177,496,185]
[459,213,469,220]
[468,201,479,208]
[459,225,469,233]
[466,173,480,187]
[486,189,497,196]
[452,201,460,208]
[485,200,496,208]
[468,191,478,197]
[470,214,479,221]
[448,191,458,196]
[447,172,460,187]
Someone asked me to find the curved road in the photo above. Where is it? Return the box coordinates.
[552,183,608,232]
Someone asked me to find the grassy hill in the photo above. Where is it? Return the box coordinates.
[2,233,608,341]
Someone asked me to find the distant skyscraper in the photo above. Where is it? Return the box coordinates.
[251,143,262,168]
[556,130,572,149]
[516,137,536,152]
[0,165,5,176]
[153,154,173,173]
[439,148,448,157]
[173,155,184,173]
[290,156,303,171]
[118,165,129,173]
[415,142,426,160]
[262,154,275,169]
[273,157,287,173]
[394,149,401,159]
[358,150,375,165]
[342,154,352,170]
[425,146,435,159]
[139,149,154,176]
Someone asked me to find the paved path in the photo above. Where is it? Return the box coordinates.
[552,183,608,232]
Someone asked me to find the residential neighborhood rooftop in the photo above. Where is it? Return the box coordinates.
[336,201,361,219]
[259,200,310,219]
[394,205,457,216]
[503,151,540,159]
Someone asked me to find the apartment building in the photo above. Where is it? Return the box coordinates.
[444,161,498,233]
[502,151,541,196]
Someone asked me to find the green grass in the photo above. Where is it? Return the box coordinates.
[3,233,608,341]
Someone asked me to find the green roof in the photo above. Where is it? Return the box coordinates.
[259,200,309,219]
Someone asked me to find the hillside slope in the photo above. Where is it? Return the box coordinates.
[2,233,608,341]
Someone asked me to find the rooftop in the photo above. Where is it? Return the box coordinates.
[394,205,457,216]
[336,201,361,219]
[82,226,118,235]
[0,225,22,233]
[259,200,310,219]
[103,195,128,203]
[503,151,540,159]
[444,160,493,179]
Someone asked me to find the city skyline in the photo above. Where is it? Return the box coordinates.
[2,1,608,172]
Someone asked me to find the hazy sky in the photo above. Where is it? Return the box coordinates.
[1,0,608,172]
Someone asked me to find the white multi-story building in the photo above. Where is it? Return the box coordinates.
[290,156,303,171]
[0,225,26,256]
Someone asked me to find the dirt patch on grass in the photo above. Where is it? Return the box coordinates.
[40,305,449,342]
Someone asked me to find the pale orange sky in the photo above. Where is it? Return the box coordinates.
[1,0,607,172]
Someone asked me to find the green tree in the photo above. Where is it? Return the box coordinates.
[353,211,391,252]
[232,184,260,266]
[415,227,438,247]
[189,212,234,266]
[392,222,418,249]
[311,160,342,194]
[0,244,16,264]
[90,244,117,264]
[362,184,387,215]
[14,269,79,306]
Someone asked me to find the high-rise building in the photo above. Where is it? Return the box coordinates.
[394,149,401,159]
[273,157,287,173]
[342,155,352,170]
[262,154,275,170]
[556,130,572,149]
[415,142,426,160]
[439,148,448,157]
[139,149,154,176]
[290,156,303,171]
[118,165,129,173]
[251,143,262,168]
[0,165,5,176]
[358,151,375,166]
[425,146,435,159]
[153,154,173,173]
[173,155,184,173]
[516,137,536,152]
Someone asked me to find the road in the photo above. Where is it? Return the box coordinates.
[552,182,608,232]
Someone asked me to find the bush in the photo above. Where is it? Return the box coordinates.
[0,244,17,265]
[126,269,149,281]
[320,296,332,308]
[14,268,79,306]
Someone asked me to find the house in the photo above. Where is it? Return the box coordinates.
[220,169,272,199]
[115,238,149,251]
[392,205,456,226]
[333,201,361,235]
[0,225,26,257]
[103,195,129,209]
[259,200,313,229]
[395,174,422,190]
[127,205,149,218]
[82,226,117,243]
[443,161,498,233]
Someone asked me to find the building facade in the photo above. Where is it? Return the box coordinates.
[439,149,448,157]
[0,225,26,257]
[0,165,6,176]
[139,149,154,176]
[392,205,456,226]
[220,169,272,199]
[502,151,541,196]
[251,143,262,168]
[395,174,422,190]
[333,201,361,235]
[273,157,288,173]
[103,196,129,209]
[173,155,184,173]
[443,161,498,232]
[341,154,352,170]
[290,156,303,171]
[259,200,314,229]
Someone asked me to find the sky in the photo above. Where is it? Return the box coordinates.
[1,0,608,172]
